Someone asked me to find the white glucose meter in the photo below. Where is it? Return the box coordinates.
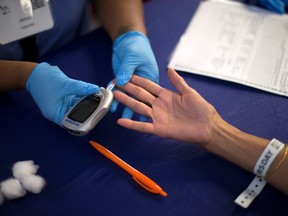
[62,84,114,136]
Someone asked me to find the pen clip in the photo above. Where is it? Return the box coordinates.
[132,176,159,194]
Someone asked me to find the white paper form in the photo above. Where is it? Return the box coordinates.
[168,0,288,96]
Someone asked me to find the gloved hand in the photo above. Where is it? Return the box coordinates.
[112,31,159,86]
[26,62,99,126]
[111,31,159,119]
[258,0,288,14]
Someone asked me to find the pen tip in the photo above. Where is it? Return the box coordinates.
[160,191,168,197]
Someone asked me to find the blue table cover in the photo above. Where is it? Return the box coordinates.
[1,0,288,215]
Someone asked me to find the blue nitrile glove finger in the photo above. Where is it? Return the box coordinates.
[122,106,134,119]
[26,62,99,126]
[110,99,119,113]
[259,0,286,14]
[112,31,159,87]
[140,115,148,122]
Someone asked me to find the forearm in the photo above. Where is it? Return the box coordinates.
[205,117,268,172]
[0,60,37,91]
[206,116,288,195]
[95,0,146,40]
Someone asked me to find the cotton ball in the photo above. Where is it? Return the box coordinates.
[1,178,26,200]
[21,175,46,194]
[12,160,39,180]
[0,190,4,206]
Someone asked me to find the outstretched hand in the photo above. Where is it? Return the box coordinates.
[113,68,220,145]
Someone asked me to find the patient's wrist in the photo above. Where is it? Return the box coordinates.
[203,113,226,148]
[204,116,243,157]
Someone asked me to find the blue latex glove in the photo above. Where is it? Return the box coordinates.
[259,0,288,14]
[111,31,159,119]
[26,62,99,126]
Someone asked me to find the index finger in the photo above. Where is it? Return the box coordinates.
[128,75,165,97]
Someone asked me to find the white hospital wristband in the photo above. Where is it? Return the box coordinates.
[234,139,285,208]
[253,138,285,177]
[234,176,266,208]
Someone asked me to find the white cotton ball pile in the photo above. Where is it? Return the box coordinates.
[0,178,26,200]
[0,160,46,206]
[21,175,46,194]
[12,160,45,193]
[12,160,39,180]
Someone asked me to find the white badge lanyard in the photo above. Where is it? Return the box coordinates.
[0,0,54,45]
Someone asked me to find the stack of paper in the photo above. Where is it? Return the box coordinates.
[168,0,288,97]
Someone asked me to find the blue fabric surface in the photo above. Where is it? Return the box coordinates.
[1,0,288,215]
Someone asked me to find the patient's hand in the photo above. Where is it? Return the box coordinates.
[113,68,220,146]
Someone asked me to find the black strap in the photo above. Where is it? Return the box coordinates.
[19,35,38,61]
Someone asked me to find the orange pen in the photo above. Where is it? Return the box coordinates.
[89,140,168,197]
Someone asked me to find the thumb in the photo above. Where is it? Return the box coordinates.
[68,79,99,96]
[116,63,136,86]
[168,68,190,95]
